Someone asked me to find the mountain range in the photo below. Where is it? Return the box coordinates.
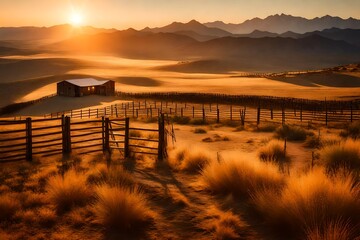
[1,14,360,72]
[204,14,360,34]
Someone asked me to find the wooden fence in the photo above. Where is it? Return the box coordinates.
[0,115,167,163]
[40,99,360,127]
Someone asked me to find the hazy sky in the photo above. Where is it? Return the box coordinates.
[1,0,360,29]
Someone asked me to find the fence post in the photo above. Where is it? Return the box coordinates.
[270,109,273,120]
[104,118,110,154]
[25,117,32,161]
[124,118,130,158]
[101,116,105,150]
[257,107,261,125]
[132,102,135,117]
[282,108,285,125]
[62,116,72,157]
[350,102,353,123]
[300,105,303,122]
[80,109,82,119]
[192,106,195,118]
[158,114,165,161]
[230,105,233,121]
[202,108,206,123]
[88,109,91,118]
[217,108,220,123]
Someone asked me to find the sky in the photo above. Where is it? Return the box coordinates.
[1,0,360,29]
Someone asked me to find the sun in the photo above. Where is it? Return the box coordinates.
[70,12,84,27]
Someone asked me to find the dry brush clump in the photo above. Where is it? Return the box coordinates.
[258,140,289,166]
[168,147,213,173]
[201,157,285,198]
[252,169,360,239]
[86,164,135,187]
[275,124,312,141]
[93,185,153,231]
[47,169,92,213]
[340,121,360,139]
[319,140,360,175]
[0,194,21,221]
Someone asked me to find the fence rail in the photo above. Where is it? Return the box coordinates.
[0,115,167,163]
[35,98,360,127]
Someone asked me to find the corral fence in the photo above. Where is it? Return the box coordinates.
[0,114,168,163]
[38,94,360,126]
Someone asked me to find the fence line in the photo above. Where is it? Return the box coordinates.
[0,114,167,163]
[36,99,360,127]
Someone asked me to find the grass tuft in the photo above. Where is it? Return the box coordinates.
[306,219,359,240]
[47,170,92,213]
[168,147,212,173]
[275,124,311,141]
[194,128,207,134]
[0,195,21,221]
[320,140,360,175]
[252,169,360,238]
[258,140,289,165]
[201,157,285,198]
[340,121,360,139]
[93,185,153,231]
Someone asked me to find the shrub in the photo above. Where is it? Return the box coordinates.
[201,157,285,198]
[320,140,360,175]
[304,135,322,149]
[275,124,311,141]
[168,147,212,173]
[258,140,289,165]
[47,170,92,213]
[340,121,360,139]
[252,170,360,238]
[172,116,191,124]
[194,128,207,134]
[190,119,207,125]
[87,164,135,187]
[93,185,153,231]
[256,123,278,132]
[0,195,20,221]
[221,120,242,128]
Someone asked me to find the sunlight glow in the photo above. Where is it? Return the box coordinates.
[70,11,84,26]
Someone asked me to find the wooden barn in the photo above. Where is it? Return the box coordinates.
[57,78,115,97]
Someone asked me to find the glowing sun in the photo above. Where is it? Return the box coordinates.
[70,12,84,26]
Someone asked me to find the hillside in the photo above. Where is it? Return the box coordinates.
[50,29,360,71]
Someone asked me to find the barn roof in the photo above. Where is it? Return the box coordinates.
[64,78,110,87]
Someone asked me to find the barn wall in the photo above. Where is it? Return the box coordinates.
[57,82,76,97]
[103,81,115,96]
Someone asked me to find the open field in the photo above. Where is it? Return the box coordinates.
[0,116,359,239]
[1,54,360,110]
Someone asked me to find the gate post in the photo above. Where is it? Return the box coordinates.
[25,117,32,161]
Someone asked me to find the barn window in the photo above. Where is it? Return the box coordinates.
[88,87,90,91]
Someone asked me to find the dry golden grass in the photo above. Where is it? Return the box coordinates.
[93,185,153,231]
[86,164,135,187]
[47,170,92,213]
[306,219,358,240]
[201,157,285,198]
[275,124,312,141]
[258,140,289,165]
[0,195,21,221]
[168,147,213,173]
[199,206,247,240]
[340,121,360,139]
[320,140,360,174]
[252,169,360,238]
